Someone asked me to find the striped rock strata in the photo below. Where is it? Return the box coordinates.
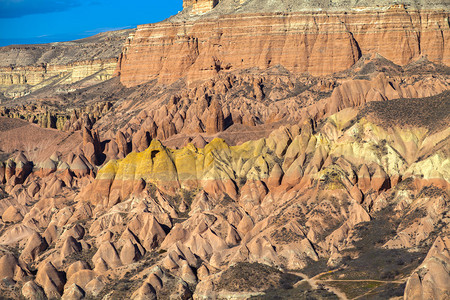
[118,7,450,86]
[81,102,449,212]
[0,30,132,99]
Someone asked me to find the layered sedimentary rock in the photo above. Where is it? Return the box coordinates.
[0,0,449,299]
[1,101,113,131]
[177,0,450,16]
[0,30,132,98]
[0,58,118,86]
[83,100,450,208]
[118,7,450,86]
[184,0,220,14]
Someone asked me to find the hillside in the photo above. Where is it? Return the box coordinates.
[0,0,448,299]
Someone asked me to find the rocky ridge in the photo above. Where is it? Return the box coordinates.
[178,0,450,18]
[119,3,450,86]
[0,30,132,99]
[0,0,449,299]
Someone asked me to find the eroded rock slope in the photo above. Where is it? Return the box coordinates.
[0,0,449,299]
[0,94,448,299]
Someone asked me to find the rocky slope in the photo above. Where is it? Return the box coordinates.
[0,30,132,99]
[0,95,448,299]
[0,0,449,299]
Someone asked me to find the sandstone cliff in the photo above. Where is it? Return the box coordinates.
[118,6,450,86]
[0,30,132,99]
[184,0,220,14]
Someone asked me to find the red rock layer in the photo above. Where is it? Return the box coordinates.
[118,8,450,86]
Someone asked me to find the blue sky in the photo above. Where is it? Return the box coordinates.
[0,0,183,46]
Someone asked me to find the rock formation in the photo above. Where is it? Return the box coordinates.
[0,0,448,299]
[0,82,448,300]
[0,30,132,99]
[183,0,220,14]
[118,6,450,86]
[404,237,450,300]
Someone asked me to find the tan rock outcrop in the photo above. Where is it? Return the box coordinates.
[116,131,130,158]
[84,277,105,297]
[60,236,82,259]
[62,284,85,300]
[184,0,219,14]
[22,280,46,300]
[82,127,102,165]
[0,30,131,99]
[66,270,96,290]
[404,237,450,300]
[92,242,122,270]
[66,261,91,281]
[0,253,26,282]
[35,262,65,298]
[120,239,143,264]
[205,98,225,134]
[131,282,157,300]
[19,232,48,264]
[2,205,23,223]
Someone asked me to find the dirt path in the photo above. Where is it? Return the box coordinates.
[321,279,404,284]
[291,270,406,300]
[292,270,349,300]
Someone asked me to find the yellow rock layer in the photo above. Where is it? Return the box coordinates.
[94,111,449,206]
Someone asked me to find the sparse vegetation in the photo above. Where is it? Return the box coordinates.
[146,182,158,199]
[319,171,345,190]
[396,177,415,191]
[370,139,389,159]
[216,262,300,292]
[66,246,98,268]
[271,227,304,244]
[358,91,450,132]
[331,210,426,282]
[325,281,384,299]
[220,193,235,206]
[253,280,339,299]
[417,185,449,199]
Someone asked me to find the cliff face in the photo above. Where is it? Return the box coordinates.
[183,0,220,14]
[0,30,132,98]
[176,0,449,19]
[118,8,450,87]
[0,59,118,86]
